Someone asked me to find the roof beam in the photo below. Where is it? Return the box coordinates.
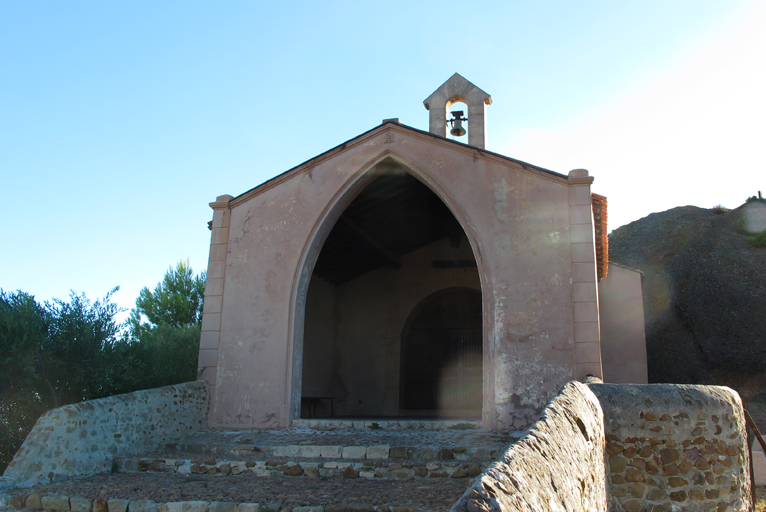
[339,215,402,269]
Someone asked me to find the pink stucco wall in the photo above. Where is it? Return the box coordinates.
[198,123,602,430]
[598,263,648,384]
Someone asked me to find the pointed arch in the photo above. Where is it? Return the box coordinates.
[284,149,491,423]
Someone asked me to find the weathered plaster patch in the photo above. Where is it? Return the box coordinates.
[493,235,512,254]
[507,309,540,337]
[491,177,513,224]
[496,351,573,410]
[230,211,254,244]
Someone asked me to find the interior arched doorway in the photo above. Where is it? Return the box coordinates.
[297,157,482,419]
[399,288,482,417]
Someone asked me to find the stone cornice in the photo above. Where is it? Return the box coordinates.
[567,176,595,185]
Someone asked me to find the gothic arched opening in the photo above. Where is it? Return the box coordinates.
[399,288,482,416]
[299,158,481,419]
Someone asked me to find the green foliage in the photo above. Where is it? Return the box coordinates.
[0,290,126,410]
[0,260,207,474]
[129,259,206,332]
[736,217,750,235]
[122,259,205,391]
[0,289,128,473]
[124,323,201,390]
[748,231,766,248]
[367,422,382,430]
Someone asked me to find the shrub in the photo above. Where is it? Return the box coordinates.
[0,289,125,472]
[749,231,766,248]
[712,204,729,214]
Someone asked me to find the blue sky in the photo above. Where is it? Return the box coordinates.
[1,1,764,318]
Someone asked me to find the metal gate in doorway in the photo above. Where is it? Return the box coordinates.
[399,289,482,415]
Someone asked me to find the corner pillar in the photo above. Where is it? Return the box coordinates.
[567,170,603,379]
[198,194,233,422]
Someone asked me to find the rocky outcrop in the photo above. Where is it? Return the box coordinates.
[608,201,766,396]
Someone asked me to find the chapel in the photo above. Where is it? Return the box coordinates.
[196,74,647,431]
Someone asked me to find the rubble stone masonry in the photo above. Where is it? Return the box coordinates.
[3,381,208,489]
[451,382,750,512]
[2,380,752,512]
[451,381,608,512]
[590,383,750,512]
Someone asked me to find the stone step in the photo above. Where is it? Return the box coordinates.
[157,443,501,462]
[156,427,517,463]
[116,457,485,480]
[289,419,482,430]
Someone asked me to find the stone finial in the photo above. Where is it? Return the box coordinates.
[423,73,492,149]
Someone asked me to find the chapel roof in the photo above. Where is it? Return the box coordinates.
[230,120,568,205]
[221,121,609,283]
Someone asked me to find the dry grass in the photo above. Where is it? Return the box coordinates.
[757,487,766,511]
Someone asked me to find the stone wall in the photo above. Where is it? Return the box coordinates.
[450,381,751,512]
[451,381,607,512]
[589,383,750,512]
[3,381,208,489]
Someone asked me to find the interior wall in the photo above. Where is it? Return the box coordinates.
[301,276,336,396]
[302,234,480,417]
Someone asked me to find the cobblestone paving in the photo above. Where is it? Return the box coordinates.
[1,428,518,512]
[4,473,473,511]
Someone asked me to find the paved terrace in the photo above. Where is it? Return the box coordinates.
[3,425,521,512]
[153,424,518,458]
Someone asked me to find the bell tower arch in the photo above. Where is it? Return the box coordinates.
[423,73,492,149]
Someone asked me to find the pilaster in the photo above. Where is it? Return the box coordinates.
[198,194,233,416]
[567,170,603,379]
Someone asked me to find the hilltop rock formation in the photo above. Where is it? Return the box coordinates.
[608,201,766,397]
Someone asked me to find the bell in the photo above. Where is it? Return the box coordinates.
[449,111,467,137]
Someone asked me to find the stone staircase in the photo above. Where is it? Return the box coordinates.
[3,421,520,512]
[117,420,517,481]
